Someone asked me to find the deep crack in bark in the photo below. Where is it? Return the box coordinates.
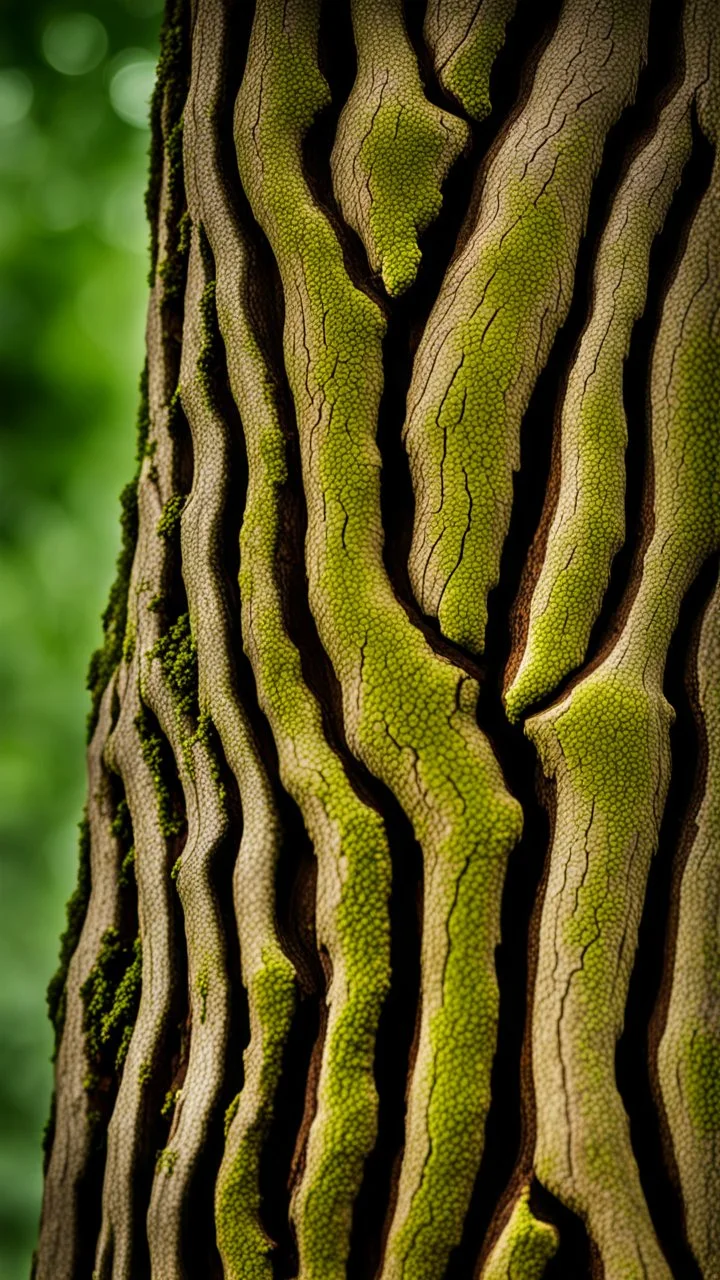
[38,1,720,1275]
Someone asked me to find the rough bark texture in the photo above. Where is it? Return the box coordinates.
[36,0,720,1277]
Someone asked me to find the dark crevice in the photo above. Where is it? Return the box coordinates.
[262,811,323,1278]
[615,552,719,1280]
[347,807,423,1280]
[124,941,187,1280]
[507,14,713,715]
[414,0,565,291]
[189,227,250,671]
[213,18,429,1277]
[262,984,319,1279]
[531,1179,595,1278]
[444,771,553,1278]
[580,106,715,677]
[121,702,188,1280]
[403,0,562,138]
[180,746,247,1280]
[430,0,564,267]
[287,946,331,1205]
[376,0,564,675]
[440,5,696,1272]
[159,399,194,632]
[403,0,476,119]
[649,556,715,1261]
[443,38,655,1274]
[305,0,388,306]
[70,777,140,1280]
[457,762,594,1280]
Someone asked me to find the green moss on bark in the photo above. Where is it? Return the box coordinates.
[80,929,142,1085]
[135,706,185,840]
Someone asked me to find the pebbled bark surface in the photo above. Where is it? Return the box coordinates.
[37,1,720,1277]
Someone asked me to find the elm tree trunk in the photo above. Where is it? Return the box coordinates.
[36,1,720,1277]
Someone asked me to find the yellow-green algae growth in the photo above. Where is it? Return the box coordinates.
[331,0,468,296]
[480,1186,558,1279]
[505,0,715,721]
[658,567,720,1274]
[234,2,522,1275]
[522,67,720,1274]
[423,0,518,122]
[403,0,650,653]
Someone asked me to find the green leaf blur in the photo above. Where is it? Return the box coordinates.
[0,2,160,1273]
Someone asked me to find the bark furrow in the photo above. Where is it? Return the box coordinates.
[182,11,395,1272]
[181,19,298,1266]
[331,0,468,297]
[94,133,188,1280]
[234,5,523,1277]
[404,0,651,653]
[36,681,123,1280]
[657,569,720,1279]
[498,41,720,1275]
[506,0,718,722]
[423,0,518,122]
[36,1,720,1276]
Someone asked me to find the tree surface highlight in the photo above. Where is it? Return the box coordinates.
[36,1,720,1278]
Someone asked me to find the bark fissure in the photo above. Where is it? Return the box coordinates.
[616,552,718,1280]
[38,1,720,1276]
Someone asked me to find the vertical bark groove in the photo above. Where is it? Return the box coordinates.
[38,1,720,1276]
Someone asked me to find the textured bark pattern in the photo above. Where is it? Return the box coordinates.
[37,1,720,1278]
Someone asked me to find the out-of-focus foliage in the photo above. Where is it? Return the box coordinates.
[0,2,158,1273]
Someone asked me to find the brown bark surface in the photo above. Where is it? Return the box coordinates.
[37,1,720,1277]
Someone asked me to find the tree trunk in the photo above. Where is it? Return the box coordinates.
[35,0,720,1276]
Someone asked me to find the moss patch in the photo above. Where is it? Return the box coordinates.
[135,706,185,839]
[216,947,296,1279]
[234,4,522,1274]
[80,929,142,1085]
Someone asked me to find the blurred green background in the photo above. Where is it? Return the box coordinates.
[0,2,161,1273]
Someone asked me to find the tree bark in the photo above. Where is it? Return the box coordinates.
[36,0,720,1277]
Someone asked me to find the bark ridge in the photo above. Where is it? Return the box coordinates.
[37,1,720,1278]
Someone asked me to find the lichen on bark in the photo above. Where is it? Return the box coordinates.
[37,1,720,1277]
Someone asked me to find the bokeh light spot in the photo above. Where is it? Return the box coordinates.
[108,52,156,129]
[41,12,108,77]
[0,69,33,127]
